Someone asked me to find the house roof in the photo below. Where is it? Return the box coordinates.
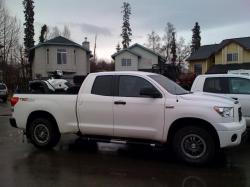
[111,48,141,59]
[187,44,220,61]
[218,37,250,51]
[188,36,250,61]
[111,43,165,60]
[29,36,91,52]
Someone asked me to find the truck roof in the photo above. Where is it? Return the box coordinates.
[90,71,158,76]
[197,74,250,79]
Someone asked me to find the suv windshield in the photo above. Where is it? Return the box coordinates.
[149,74,189,95]
[0,84,6,90]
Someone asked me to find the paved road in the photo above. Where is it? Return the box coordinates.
[1,103,250,186]
[0,101,11,116]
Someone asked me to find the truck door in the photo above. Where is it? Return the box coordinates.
[113,75,165,141]
[227,77,250,122]
[77,75,114,136]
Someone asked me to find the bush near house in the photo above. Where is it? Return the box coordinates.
[177,72,196,90]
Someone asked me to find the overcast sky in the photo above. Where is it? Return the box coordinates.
[5,0,250,60]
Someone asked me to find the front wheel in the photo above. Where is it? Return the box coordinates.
[173,126,217,165]
[2,97,7,103]
[28,118,61,149]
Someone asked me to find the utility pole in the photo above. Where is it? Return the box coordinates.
[93,34,97,63]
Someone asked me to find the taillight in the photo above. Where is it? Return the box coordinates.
[10,97,19,107]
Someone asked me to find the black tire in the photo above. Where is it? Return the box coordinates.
[2,97,7,103]
[28,118,61,149]
[173,126,216,165]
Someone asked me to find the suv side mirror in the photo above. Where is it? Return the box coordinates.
[140,87,162,98]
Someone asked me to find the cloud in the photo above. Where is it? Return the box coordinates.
[69,22,112,36]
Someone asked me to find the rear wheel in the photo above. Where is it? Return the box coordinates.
[173,126,216,165]
[28,118,61,149]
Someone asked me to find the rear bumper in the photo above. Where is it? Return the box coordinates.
[9,118,17,128]
[217,118,246,148]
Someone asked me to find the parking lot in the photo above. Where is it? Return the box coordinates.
[1,102,250,187]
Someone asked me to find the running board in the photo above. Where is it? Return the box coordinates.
[77,133,163,147]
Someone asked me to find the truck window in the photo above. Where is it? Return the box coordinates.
[149,74,189,95]
[229,77,250,94]
[203,77,228,93]
[91,75,113,96]
[118,75,159,97]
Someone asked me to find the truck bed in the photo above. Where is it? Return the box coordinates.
[12,94,79,134]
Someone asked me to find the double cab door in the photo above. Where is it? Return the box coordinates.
[77,74,165,141]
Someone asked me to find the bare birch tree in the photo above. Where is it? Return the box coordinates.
[62,25,71,39]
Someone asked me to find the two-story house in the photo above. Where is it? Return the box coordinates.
[30,36,92,79]
[188,37,250,75]
[111,43,165,72]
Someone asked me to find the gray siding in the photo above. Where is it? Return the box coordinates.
[115,51,138,71]
[130,46,158,69]
[114,46,159,71]
[32,45,90,78]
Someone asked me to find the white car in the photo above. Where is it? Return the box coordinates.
[191,74,250,126]
[0,83,8,102]
[10,71,246,165]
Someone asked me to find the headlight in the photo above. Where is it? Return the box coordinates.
[214,106,234,118]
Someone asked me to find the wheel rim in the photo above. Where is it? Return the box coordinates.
[181,134,207,159]
[34,124,50,145]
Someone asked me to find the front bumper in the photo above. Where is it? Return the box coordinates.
[217,118,246,148]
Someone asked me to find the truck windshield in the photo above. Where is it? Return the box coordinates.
[148,74,189,95]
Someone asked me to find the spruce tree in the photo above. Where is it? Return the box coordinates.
[191,22,201,53]
[170,32,177,64]
[121,2,132,49]
[23,0,35,53]
[23,0,35,79]
[39,24,47,43]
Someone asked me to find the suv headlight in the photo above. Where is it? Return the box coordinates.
[214,106,234,118]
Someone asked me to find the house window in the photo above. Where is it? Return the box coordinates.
[121,59,132,66]
[57,49,67,64]
[227,53,238,62]
[194,64,202,75]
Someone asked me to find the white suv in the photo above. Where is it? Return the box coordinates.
[191,74,250,126]
[0,83,8,102]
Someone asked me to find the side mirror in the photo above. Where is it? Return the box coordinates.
[140,87,162,98]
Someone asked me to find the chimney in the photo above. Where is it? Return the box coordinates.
[82,37,90,50]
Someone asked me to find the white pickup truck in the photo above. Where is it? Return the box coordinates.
[191,74,250,127]
[9,71,246,164]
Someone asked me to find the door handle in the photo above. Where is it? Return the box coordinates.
[232,97,238,100]
[165,105,175,109]
[114,101,126,105]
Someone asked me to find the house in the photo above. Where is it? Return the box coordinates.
[30,36,92,79]
[187,37,250,75]
[111,43,165,72]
